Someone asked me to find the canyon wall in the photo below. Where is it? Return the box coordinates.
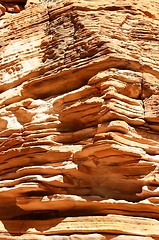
[0,0,159,239]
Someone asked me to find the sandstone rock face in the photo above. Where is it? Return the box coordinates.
[0,0,159,239]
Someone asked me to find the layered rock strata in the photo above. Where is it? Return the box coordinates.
[0,0,159,239]
[0,0,27,14]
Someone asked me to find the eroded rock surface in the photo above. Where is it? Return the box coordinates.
[0,0,159,239]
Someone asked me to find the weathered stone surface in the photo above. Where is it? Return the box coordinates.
[0,0,159,239]
[0,0,26,14]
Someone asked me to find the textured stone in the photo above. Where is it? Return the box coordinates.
[0,0,159,239]
[0,1,26,14]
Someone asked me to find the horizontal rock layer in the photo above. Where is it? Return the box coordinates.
[0,0,159,239]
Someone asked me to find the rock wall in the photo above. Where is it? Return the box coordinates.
[0,0,159,239]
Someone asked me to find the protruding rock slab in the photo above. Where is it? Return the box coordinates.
[0,215,159,238]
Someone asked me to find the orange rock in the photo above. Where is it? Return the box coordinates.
[0,3,6,16]
[0,0,159,239]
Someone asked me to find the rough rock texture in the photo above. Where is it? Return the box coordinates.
[0,0,27,14]
[0,0,159,239]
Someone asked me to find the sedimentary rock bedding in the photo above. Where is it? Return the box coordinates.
[0,0,159,239]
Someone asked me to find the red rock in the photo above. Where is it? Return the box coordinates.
[0,3,6,15]
[0,0,159,239]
